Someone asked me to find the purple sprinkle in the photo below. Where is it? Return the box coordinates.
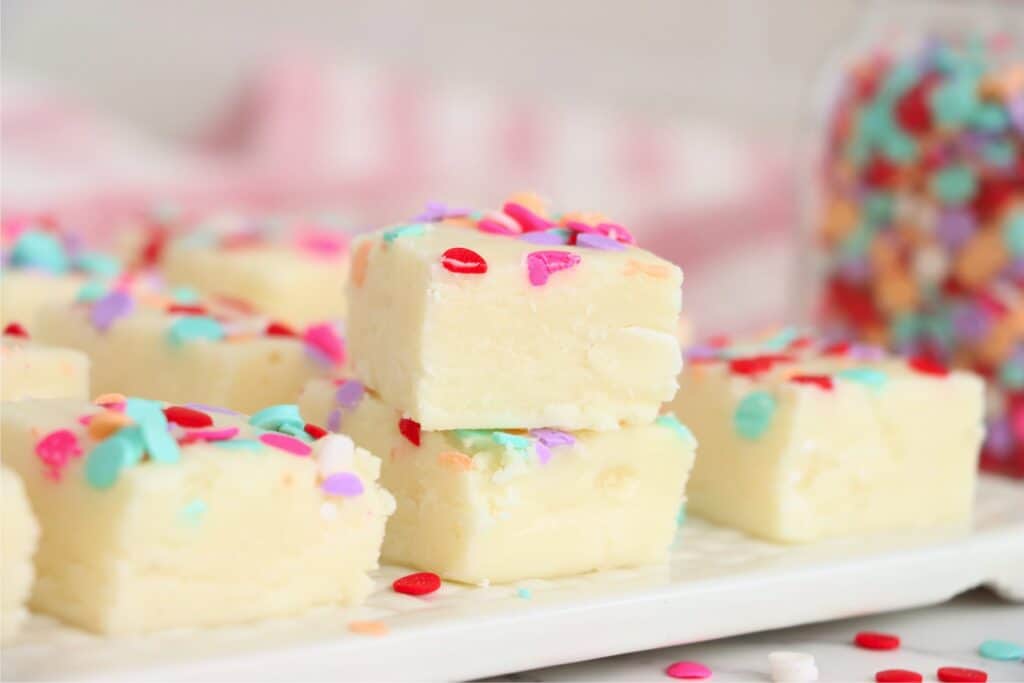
[413,201,470,222]
[304,344,335,369]
[951,304,991,343]
[985,418,1013,457]
[576,233,626,251]
[184,402,241,416]
[519,230,569,246]
[90,290,134,332]
[685,344,720,361]
[534,441,552,465]
[327,408,342,432]
[530,428,575,449]
[848,343,887,362]
[935,209,976,249]
[322,471,364,497]
[1008,95,1024,136]
[335,380,365,410]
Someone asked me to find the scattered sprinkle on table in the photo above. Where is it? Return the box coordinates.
[855,631,901,650]
[664,661,711,680]
[875,669,922,683]
[392,572,441,596]
[347,620,389,636]
[515,587,532,600]
[768,651,818,683]
[977,639,1024,661]
[937,666,988,683]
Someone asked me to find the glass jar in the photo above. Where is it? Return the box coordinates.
[803,0,1024,477]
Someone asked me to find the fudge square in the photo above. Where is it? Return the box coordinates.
[349,204,683,431]
[161,213,350,326]
[1,398,394,634]
[1,466,39,642]
[34,283,346,414]
[300,378,697,584]
[1,334,89,402]
[671,331,984,543]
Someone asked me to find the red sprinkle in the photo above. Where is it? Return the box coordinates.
[441,247,488,274]
[876,670,923,683]
[265,321,297,337]
[908,355,949,377]
[937,667,987,683]
[3,322,28,338]
[729,354,793,377]
[304,423,328,440]
[392,572,441,596]
[398,418,421,446]
[855,631,901,650]
[821,341,853,356]
[163,406,214,428]
[166,304,207,315]
[790,374,835,391]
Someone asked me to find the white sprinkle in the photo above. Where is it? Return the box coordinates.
[315,434,355,477]
[769,651,818,683]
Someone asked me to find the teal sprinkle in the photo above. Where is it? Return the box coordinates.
[382,223,429,243]
[978,639,1024,661]
[167,316,225,346]
[180,499,208,525]
[141,418,180,464]
[890,313,922,347]
[761,326,800,352]
[75,280,108,303]
[676,503,687,526]
[170,286,201,304]
[1005,212,1024,257]
[469,211,485,221]
[452,429,494,449]
[839,224,874,257]
[983,140,1016,169]
[930,78,978,127]
[971,102,1009,134]
[491,431,531,451]
[879,62,918,99]
[655,414,697,446]
[733,392,776,440]
[999,361,1024,390]
[515,588,532,600]
[249,404,304,431]
[930,165,977,206]
[10,230,69,273]
[125,397,162,422]
[113,425,146,467]
[214,439,262,451]
[863,193,893,226]
[922,311,954,351]
[836,367,888,391]
[74,252,121,277]
[279,422,315,443]
[880,132,918,164]
[85,432,142,489]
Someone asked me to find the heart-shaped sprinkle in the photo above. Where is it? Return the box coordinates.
[526,250,581,286]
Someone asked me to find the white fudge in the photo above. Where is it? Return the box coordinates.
[1,398,394,634]
[161,213,350,326]
[671,331,984,543]
[1,466,39,642]
[348,204,683,431]
[300,378,696,584]
[1,336,89,402]
[34,285,346,414]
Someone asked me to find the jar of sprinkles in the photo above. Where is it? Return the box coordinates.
[806,1,1023,477]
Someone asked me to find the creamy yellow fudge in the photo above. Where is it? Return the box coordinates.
[300,377,696,584]
[348,202,683,431]
[1,397,394,634]
[161,213,350,326]
[34,284,346,414]
[1,335,89,402]
[671,331,985,543]
[1,466,39,642]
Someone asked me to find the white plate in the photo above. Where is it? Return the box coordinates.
[5,476,1023,682]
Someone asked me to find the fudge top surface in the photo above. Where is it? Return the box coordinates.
[169,212,350,262]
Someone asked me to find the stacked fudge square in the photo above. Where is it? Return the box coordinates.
[300,197,698,584]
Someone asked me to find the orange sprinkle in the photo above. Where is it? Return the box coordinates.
[441,216,477,229]
[348,620,389,636]
[93,393,127,406]
[88,411,133,439]
[625,259,672,279]
[506,191,548,215]
[559,211,608,227]
[437,450,473,472]
[352,241,373,287]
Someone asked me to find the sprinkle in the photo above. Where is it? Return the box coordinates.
[304,423,327,440]
[453,428,493,448]
[533,441,552,464]
[625,259,671,279]
[296,231,347,258]
[478,217,521,236]
[855,631,901,650]
[399,417,421,446]
[335,380,365,409]
[655,414,698,445]
[259,432,312,456]
[664,661,712,680]
[351,240,373,287]
[214,438,262,451]
[90,290,134,332]
[93,392,127,407]
[184,402,239,416]
[3,322,28,338]
[503,201,555,232]
[165,303,207,316]
[303,323,346,367]
[413,200,470,222]
[249,404,304,431]
[491,431,531,451]
[265,321,297,337]
[520,229,572,245]
[10,230,68,272]
[977,639,1024,661]
[170,286,201,304]
[594,222,636,245]
[936,667,987,683]
[180,499,207,525]
[836,366,889,390]
[278,423,314,442]
[734,392,777,440]
[35,429,83,481]
[315,434,356,476]
[85,432,141,489]
[789,374,835,391]
[515,587,532,600]
[87,410,132,439]
[529,428,575,449]
[768,651,818,683]
[438,450,474,471]
[729,354,791,377]
[180,426,239,444]
[327,408,342,432]
[526,250,582,286]
[347,620,389,636]
[875,670,923,683]
[677,504,687,526]
[321,471,364,497]
[167,316,225,345]
[74,252,121,277]
[930,165,978,205]
[440,247,488,274]
[163,406,214,428]
[392,572,441,596]
[908,355,949,376]
[382,223,429,243]
[75,280,108,303]
[577,233,627,251]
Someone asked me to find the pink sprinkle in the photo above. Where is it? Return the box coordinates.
[503,202,554,233]
[35,429,83,481]
[477,218,520,236]
[296,231,348,259]
[665,661,712,680]
[526,250,582,286]
[303,323,346,367]
[595,222,636,245]
[259,432,312,456]
[180,426,240,444]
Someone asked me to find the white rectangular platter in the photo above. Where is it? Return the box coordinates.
[5,475,1023,682]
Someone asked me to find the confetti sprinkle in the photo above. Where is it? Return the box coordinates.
[351,240,373,287]
[875,670,923,683]
[655,414,698,445]
[335,380,365,410]
[492,431,531,451]
[3,322,28,338]
[316,434,356,476]
[438,450,474,471]
[304,423,327,440]
[399,417,421,446]
[855,631,901,650]
[35,429,83,481]
[322,471,364,497]
[167,316,225,345]
[265,321,297,337]
[259,432,312,457]
[664,661,712,680]
[977,639,1024,661]
[382,223,429,243]
[87,410,132,439]
[303,323,346,367]
[347,620,389,636]
[836,367,889,390]
[768,651,818,683]
[577,233,627,251]
[790,374,835,391]
[503,201,555,233]
[441,247,488,274]
[180,426,239,444]
[526,250,581,286]
[392,572,441,596]
[180,499,207,525]
[249,404,304,431]
[163,405,214,428]
[10,230,69,273]
[520,229,572,245]
[85,432,141,489]
[734,391,777,440]
[90,290,134,332]
[936,667,987,683]
[515,587,532,600]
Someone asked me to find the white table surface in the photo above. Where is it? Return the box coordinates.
[485,590,1024,682]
